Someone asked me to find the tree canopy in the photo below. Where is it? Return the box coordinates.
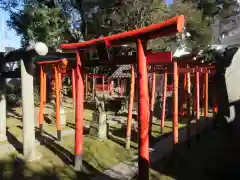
[1,0,236,51]
[84,0,213,51]
[184,0,239,18]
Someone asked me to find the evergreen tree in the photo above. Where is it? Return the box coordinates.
[0,0,216,51]
[90,0,213,51]
[184,0,240,18]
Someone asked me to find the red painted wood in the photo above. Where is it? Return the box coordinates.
[161,72,167,133]
[146,51,172,64]
[173,60,179,145]
[95,84,109,91]
[195,70,200,142]
[126,65,135,149]
[137,39,150,180]
[60,16,184,50]
[39,65,44,127]
[74,51,84,170]
[71,69,76,107]
[85,74,88,100]
[155,67,216,74]
[149,65,156,136]
[204,72,209,117]
[35,58,68,65]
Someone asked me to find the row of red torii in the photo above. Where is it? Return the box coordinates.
[35,15,217,180]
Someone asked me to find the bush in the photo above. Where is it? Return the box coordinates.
[6,81,21,107]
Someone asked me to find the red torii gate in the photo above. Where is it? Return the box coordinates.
[60,15,185,179]
[35,58,68,140]
[86,73,109,99]
[155,61,215,145]
[119,55,216,149]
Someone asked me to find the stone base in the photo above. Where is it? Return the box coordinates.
[89,112,107,140]
[18,150,42,162]
[0,135,7,142]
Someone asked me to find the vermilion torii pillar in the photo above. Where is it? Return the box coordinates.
[54,66,61,140]
[204,72,209,118]
[118,78,120,96]
[110,80,114,95]
[149,65,156,137]
[39,65,44,135]
[102,76,105,92]
[126,65,135,149]
[172,60,179,144]
[180,74,187,116]
[72,68,76,109]
[85,74,88,100]
[186,65,191,148]
[161,72,167,134]
[43,71,47,103]
[137,39,149,179]
[92,75,96,98]
[195,69,200,142]
[74,51,84,171]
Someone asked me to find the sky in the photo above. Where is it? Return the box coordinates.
[165,0,173,5]
[0,10,21,49]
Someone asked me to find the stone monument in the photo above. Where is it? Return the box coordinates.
[89,94,107,140]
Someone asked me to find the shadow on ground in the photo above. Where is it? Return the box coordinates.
[151,125,240,180]
[6,129,23,154]
[6,107,22,121]
[0,156,120,180]
[66,122,90,134]
[2,127,120,179]
[109,123,176,149]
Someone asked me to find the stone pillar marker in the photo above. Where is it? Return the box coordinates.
[0,42,48,161]
[0,58,7,141]
[89,95,107,140]
[20,42,48,161]
[21,59,37,161]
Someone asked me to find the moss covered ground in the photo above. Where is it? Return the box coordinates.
[2,96,215,179]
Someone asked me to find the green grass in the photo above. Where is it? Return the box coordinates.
[108,119,186,150]
[0,152,80,180]
[0,131,134,179]
[4,102,135,179]
[57,135,135,172]
[4,97,213,180]
[84,136,134,171]
[151,119,186,138]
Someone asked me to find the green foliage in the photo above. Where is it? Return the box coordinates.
[169,1,213,51]
[6,82,22,107]
[89,0,213,51]
[184,0,240,18]
[2,0,216,52]
[7,3,69,49]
